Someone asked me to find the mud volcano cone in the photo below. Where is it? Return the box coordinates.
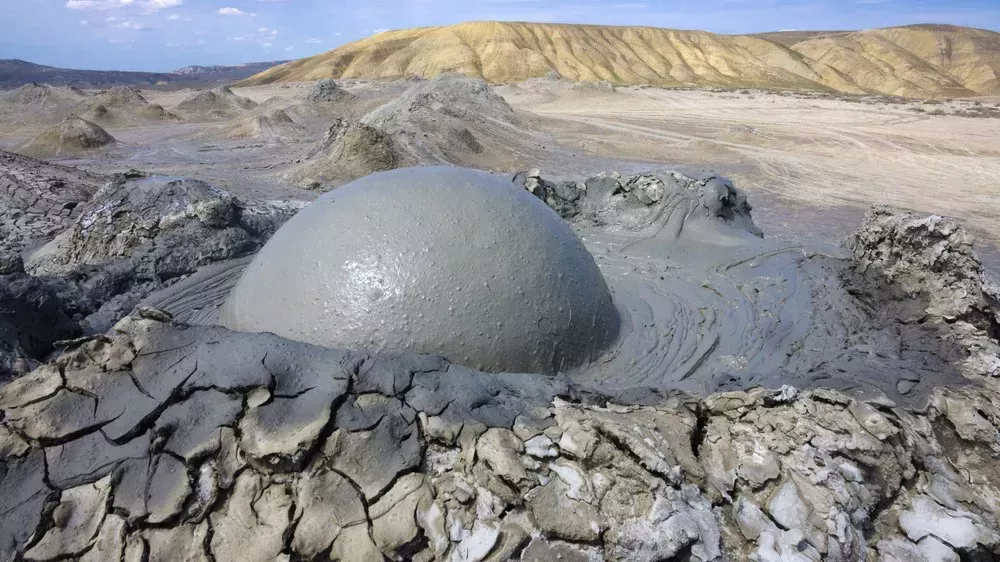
[16,117,116,159]
[220,166,621,374]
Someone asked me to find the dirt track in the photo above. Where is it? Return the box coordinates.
[501,86,1000,250]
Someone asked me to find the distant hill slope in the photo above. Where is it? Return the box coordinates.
[0,60,290,90]
[240,21,1000,98]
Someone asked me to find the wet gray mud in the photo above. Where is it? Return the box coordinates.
[149,166,984,409]
[533,170,979,407]
[6,165,1000,562]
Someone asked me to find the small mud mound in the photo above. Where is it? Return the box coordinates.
[80,101,178,128]
[137,103,178,121]
[306,79,356,103]
[15,117,116,159]
[849,205,1000,377]
[287,119,401,189]
[210,109,304,141]
[93,85,148,108]
[81,103,112,124]
[174,86,257,120]
[572,80,617,93]
[0,84,92,131]
[0,83,89,108]
[267,108,294,125]
[358,74,525,167]
[287,75,536,189]
[27,175,262,277]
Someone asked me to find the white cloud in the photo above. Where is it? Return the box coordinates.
[198,39,206,44]
[258,27,268,32]
[144,0,181,10]
[217,7,246,15]
[285,46,294,51]
[66,0,134,10]
[262,42,272,47]
[372,28,388,34]
[79,19,89,25]
[108,38,131,43]
[67,0,180,11]
[333,32,342,36]
[119,19,150,30]
[305,37,322,43]
[106,16,118,21]
[166,13,179,20]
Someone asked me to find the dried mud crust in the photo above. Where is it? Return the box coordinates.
[0,149,106,255]
[0,172,300,382]
[0,315,997,561]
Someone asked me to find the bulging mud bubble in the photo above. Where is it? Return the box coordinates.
[219,166,620,374]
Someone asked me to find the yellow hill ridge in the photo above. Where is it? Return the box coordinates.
[240,21,1000,98]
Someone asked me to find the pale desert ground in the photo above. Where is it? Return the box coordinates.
[497,84,1000,250]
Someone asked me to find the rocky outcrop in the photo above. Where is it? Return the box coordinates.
[0,313,997,561]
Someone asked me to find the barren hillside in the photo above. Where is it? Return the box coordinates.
[240,21,1000,98]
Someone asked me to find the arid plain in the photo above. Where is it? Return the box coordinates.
[4,78,998,260]
[499,84,1000,251]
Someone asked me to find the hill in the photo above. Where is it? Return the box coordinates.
[240,21,1000,98]
[0,59,289,90]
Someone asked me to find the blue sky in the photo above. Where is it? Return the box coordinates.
[1,0,998,72]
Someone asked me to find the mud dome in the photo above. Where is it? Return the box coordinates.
[220,167,620,374]
[204,166,982,406]
[4,165,1000,562]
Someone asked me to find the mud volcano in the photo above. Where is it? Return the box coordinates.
[220,166,620,373]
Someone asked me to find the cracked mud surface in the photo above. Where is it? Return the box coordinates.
[1,313,998,561]
[3,179,1000,560]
